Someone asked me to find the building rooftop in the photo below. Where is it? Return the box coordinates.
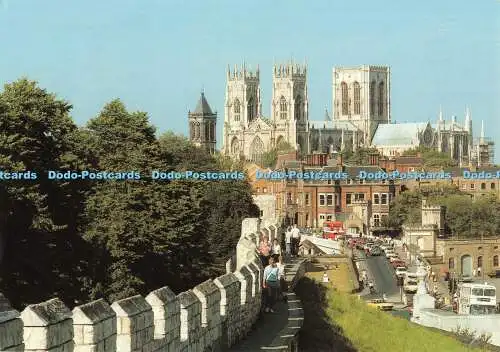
[309,120,359,131]
[192,92,214,115]
[371,122,428,146]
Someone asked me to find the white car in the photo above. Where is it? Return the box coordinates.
[403,278,418,293]
[385,250,396,258]
[395,267,407,277]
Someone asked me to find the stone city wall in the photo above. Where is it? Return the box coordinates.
[0,217,273,352]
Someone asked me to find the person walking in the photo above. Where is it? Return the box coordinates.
[291,224,300,256]
[277,255,287,302]
[285,227,292,258]
[272,238,281,261]
[263,256,280,313]
[259,236,271,267]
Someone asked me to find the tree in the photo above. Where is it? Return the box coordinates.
[0,79,92,308]
[343,147,379,165]
[261,141,295,168]
[402,146,457,169]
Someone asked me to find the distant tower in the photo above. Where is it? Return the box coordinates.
[271,61,309,153]
[222,64,261,159]
[464,106,473,164]
[333,65,390,146]
[188,91,217,154]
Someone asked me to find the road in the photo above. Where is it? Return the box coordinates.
[355,249,401,301]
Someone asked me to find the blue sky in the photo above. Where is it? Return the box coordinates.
[0,0,499,159]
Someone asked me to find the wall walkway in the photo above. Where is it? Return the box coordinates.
[0,218,284,352]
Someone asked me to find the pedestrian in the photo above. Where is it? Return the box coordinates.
[291,224,300,256]
[277,255,287,302]
[285,227,292,258]
[259,236,271,267]
[263,256,280,313]
[272,238,281,256]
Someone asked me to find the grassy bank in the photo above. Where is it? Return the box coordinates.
[296,266,490,351]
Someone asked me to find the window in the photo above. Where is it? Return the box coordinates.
[492,183,496,190]
[381,193,388,205]
[190,122,195,139]
[374,193,380,204]
[341,82,349,115]
[259,210,264,217]
[378,82,384,115]
[370,81,375,115]
[234,99,241,121]
[319,214,326,221]
[287,192,292,203]
[353,81,360,114]
[347,179,352,184]
[462,183,467,190]
[326,215,333,221]
[494,255,499,267]
[336,194,340,206]
[359,179,364,184]
[470,183,475,190]
[247,97,255,122]
[280,96,288,119]
[373,214,380,227]
[256,187,260,193]
[478,256,483,268]
[327,194,334,206]
[478,246,482,251]
[294,96,302,120]
[450,248,454,252]
[346,193,352,205]
[305,213,309,225]
[319,194,326,206]
[449,258,455,269]
[355,193,365,201]
[263,187,267,193]
[305,193,310,206]
[481,183,486,190]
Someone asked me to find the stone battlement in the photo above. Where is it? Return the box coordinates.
[0,217,276,352]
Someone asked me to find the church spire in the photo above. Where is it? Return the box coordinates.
[480,120,485,143]
[439,105,443,121]
[324,107,330,121]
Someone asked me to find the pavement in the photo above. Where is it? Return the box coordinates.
[229,257,304,351]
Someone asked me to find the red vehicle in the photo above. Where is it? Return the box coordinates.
[392,260,406,268]
[322,221,345,240]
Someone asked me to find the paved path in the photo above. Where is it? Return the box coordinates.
[229,257,303,351]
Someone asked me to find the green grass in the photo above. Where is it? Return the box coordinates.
[296,276,490,352]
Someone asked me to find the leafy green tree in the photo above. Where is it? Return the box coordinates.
[0,79,92,308]
[261,140,295,168]
[402,146,457,168]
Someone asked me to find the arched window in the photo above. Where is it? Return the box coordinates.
[210,122,215,141]
[494,255,499,267]
[481,183,486,190]
[378,82,384,116]
[491,183,496,190]
[353,81,360,115]
[370,81,376,115]
[250,136,264,164]
[230,137,239,155]
[341,82,348,115]
[205,123,210,141]
[280,96,288,119]
[294,96,302,120]
[247,97,255,122]
[449,257,454,269]
[478,256,483,268]
[233,99,241,121]
[190,122,195,139]
[194,122,200,139]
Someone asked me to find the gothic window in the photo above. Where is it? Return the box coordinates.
[210,122,215,141]
[280,96,288,120]
[230,137,239,155]
[190,122,195,139]
[194,122,200,139]
[449,258,454,269]
[378,82,384,116]
[247,97,255,122]
[494,255,499,267]
[205,123,210,141]
[370,81,376,115]
[353,81,361,115]
[250,136,264,165]
[234,99,241,121]
[294,96,302,120]
[341,82,348,115]
[478,256,483,268]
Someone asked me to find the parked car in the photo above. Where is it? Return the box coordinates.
[395,267,407,278]
[386,252,398,261]
[392,260,406,268]
[404,273,418,293]
[389,255,400,263]
[488,270,500,278]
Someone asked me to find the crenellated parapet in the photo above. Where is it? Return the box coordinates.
[0,217,276,352]
[227,64,260,81]
[273,63,307,78]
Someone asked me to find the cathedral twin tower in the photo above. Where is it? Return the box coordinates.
[189,62,391,163]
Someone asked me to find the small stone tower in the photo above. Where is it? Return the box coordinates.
[188,92,217,154]
[421,199,445,236]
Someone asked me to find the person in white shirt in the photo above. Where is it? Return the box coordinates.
[272,238,281,258]
[290,224,300,256]
[285,227,292,257]
[263,257,280,312]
